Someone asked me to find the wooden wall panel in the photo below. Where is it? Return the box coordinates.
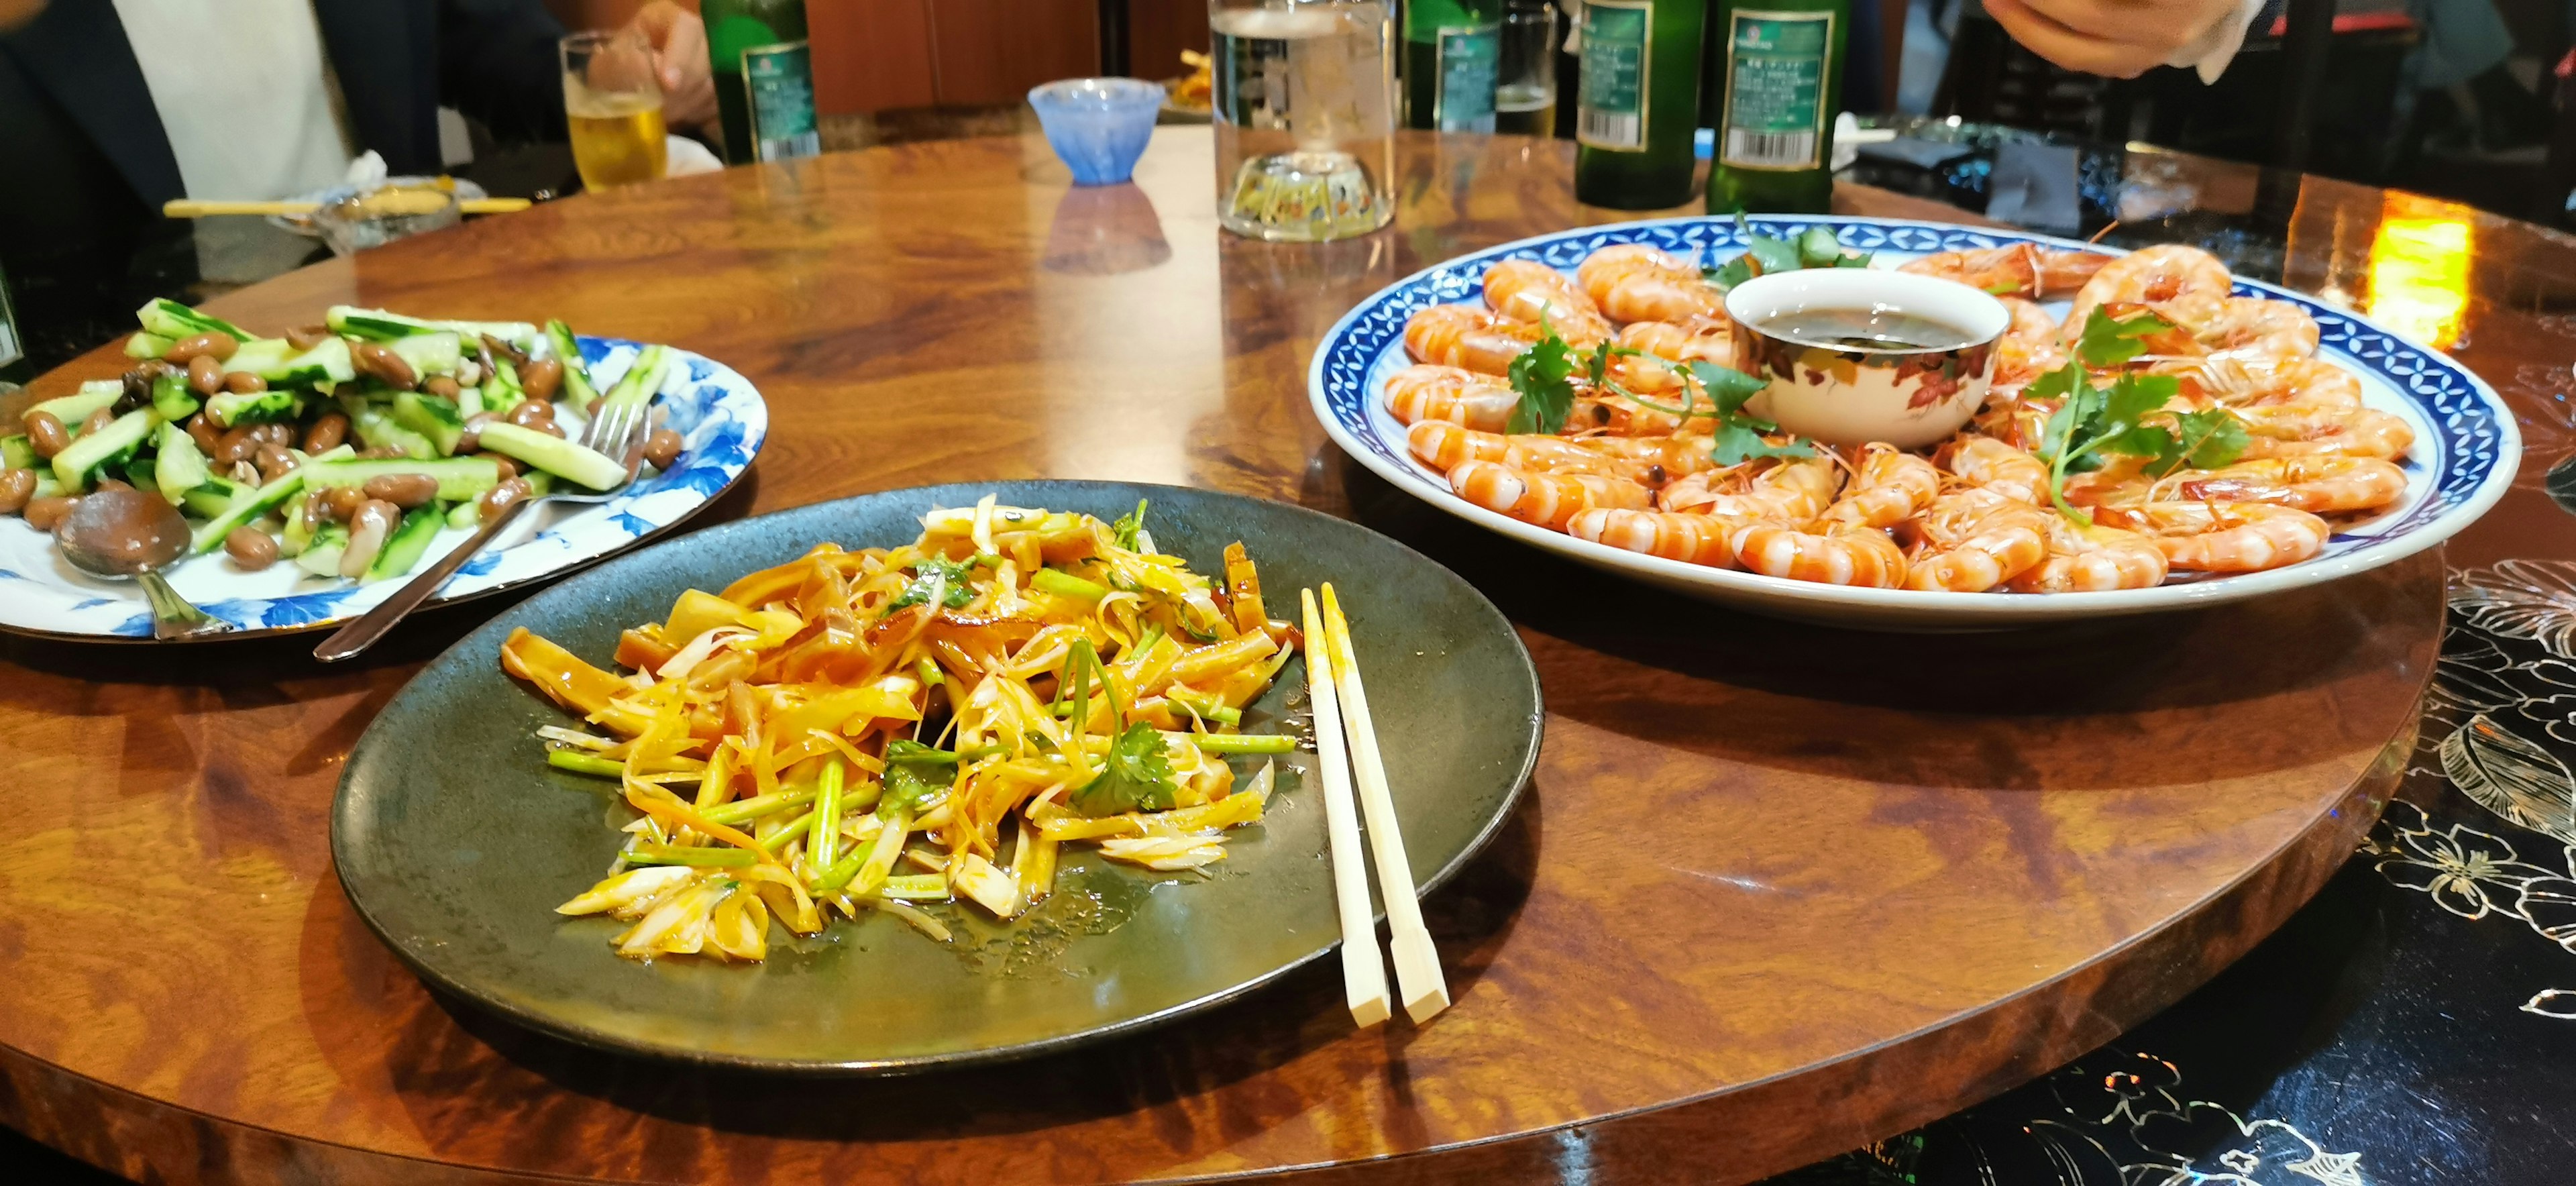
[813,0,938,113]
[1128,0,1212,81]
[927,0,1101,106]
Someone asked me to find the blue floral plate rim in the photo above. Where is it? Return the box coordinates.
[0,335,768,643]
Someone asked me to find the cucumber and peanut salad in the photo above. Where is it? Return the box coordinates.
[0,300,686,583]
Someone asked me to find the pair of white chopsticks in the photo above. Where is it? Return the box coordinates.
[1300,584,1450,1027]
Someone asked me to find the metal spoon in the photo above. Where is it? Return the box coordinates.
[54,487,229,640]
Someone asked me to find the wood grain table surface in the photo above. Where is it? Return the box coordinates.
[0,129,2447,1185]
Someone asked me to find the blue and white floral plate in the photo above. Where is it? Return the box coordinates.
[0,337,767,641]
[1309,215,2521,629]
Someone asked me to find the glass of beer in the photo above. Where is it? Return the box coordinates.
[561,28,668,189]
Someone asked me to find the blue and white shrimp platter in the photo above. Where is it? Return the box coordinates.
[0,337,767,641]
[1308,215,2520,629]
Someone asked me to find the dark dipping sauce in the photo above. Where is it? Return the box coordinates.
[1760,307,1983,352]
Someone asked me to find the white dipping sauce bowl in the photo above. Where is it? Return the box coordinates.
[1723,269,2012,450]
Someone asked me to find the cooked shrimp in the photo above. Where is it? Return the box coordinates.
[2066,244,2234,333]
[1819,444,1941,528]
[1597,319,1733,395]
[2166,355,2362,409]
[2235,402,2414,460]
[1969,394,2053,452]
[1731,521,1909,588]
[1990,296,2069,400]
[2008,519,2169,592]
[1484,260,1613,344]
[2102,501,2331,572]
[2198,296,2318,360]
[1571,433,1723,483]
[1448,458,1652,530]
[1406,420,1657,484]
[1937,435,2051,504]
[1574,244,1725,324]
[1567,508,1745,568]
[1568,389,1715,437]
[1385,364,1517,431]
[1405,304,1542,375]
[2170,456,2408,515]
[1618,317,1736,368]
[2059,455,2155,508]
[1900,493,2051,592]
[1661,455,1839,521]
[1898,244,2112,299]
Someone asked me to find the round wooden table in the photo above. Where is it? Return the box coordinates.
[0,130,2441,1185]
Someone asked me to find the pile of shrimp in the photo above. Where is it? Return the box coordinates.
[1385,242,2415,592]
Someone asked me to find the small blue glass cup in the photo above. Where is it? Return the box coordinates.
[1028,78,1163,186]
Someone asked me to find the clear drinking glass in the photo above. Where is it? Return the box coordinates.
[1209,0,1397,242]
[1495,1,1557,136]
[313,185,462,256]
[560,29,669,190]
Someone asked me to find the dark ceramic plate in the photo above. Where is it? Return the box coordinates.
[333,481,1542,1073]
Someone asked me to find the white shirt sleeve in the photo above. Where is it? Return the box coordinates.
[2168,0,2271,83]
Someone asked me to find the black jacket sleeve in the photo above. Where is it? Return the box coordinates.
[436,0,568,144]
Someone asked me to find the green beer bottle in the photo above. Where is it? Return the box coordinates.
[1404,0,1503,133]
[1572,0,1706,209]
[1705,0,1847,213]
[702,0,821,165]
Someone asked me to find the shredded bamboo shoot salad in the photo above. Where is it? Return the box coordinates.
[500,498,1303,961]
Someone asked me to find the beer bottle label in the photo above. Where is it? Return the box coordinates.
[743,42,821,162]
[1719,11,1833,171]
[1436,26,1499,130]
[1576,0,1652,151]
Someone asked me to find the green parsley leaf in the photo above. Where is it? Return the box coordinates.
[1684,361,1818,466]
[1505,328,1580,435]
[1705,219,1869,289]
[889,556,975,610]
[1703,255,1756,291]
[1069,722,1179,816]
[2098,373,2179,439]
[2073,307,2173,369]
[1745,229,1803,276]
[879,739,958,817]
[2137,407,2249,477]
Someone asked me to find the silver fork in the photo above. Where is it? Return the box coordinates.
[312,395,652,662]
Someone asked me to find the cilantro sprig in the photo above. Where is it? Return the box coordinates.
[879,739,958,818]
[1052,635,1179,816]
[1704,217,1872,292]
[890,555,977,610]
[1071,722,1180,816]
[1111,499,1152,551]
[1506,319,1817,466]
[1505,329,1579,435]
[2032,309,2251,523]
[1683,362,1817,466]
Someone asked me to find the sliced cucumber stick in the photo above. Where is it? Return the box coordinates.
[474,421,625,489]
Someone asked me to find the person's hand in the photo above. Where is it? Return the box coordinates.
[1984,0,2251,78]
[629,1,716,129]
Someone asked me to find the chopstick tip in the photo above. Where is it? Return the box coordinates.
[1402,987,1450,1025]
